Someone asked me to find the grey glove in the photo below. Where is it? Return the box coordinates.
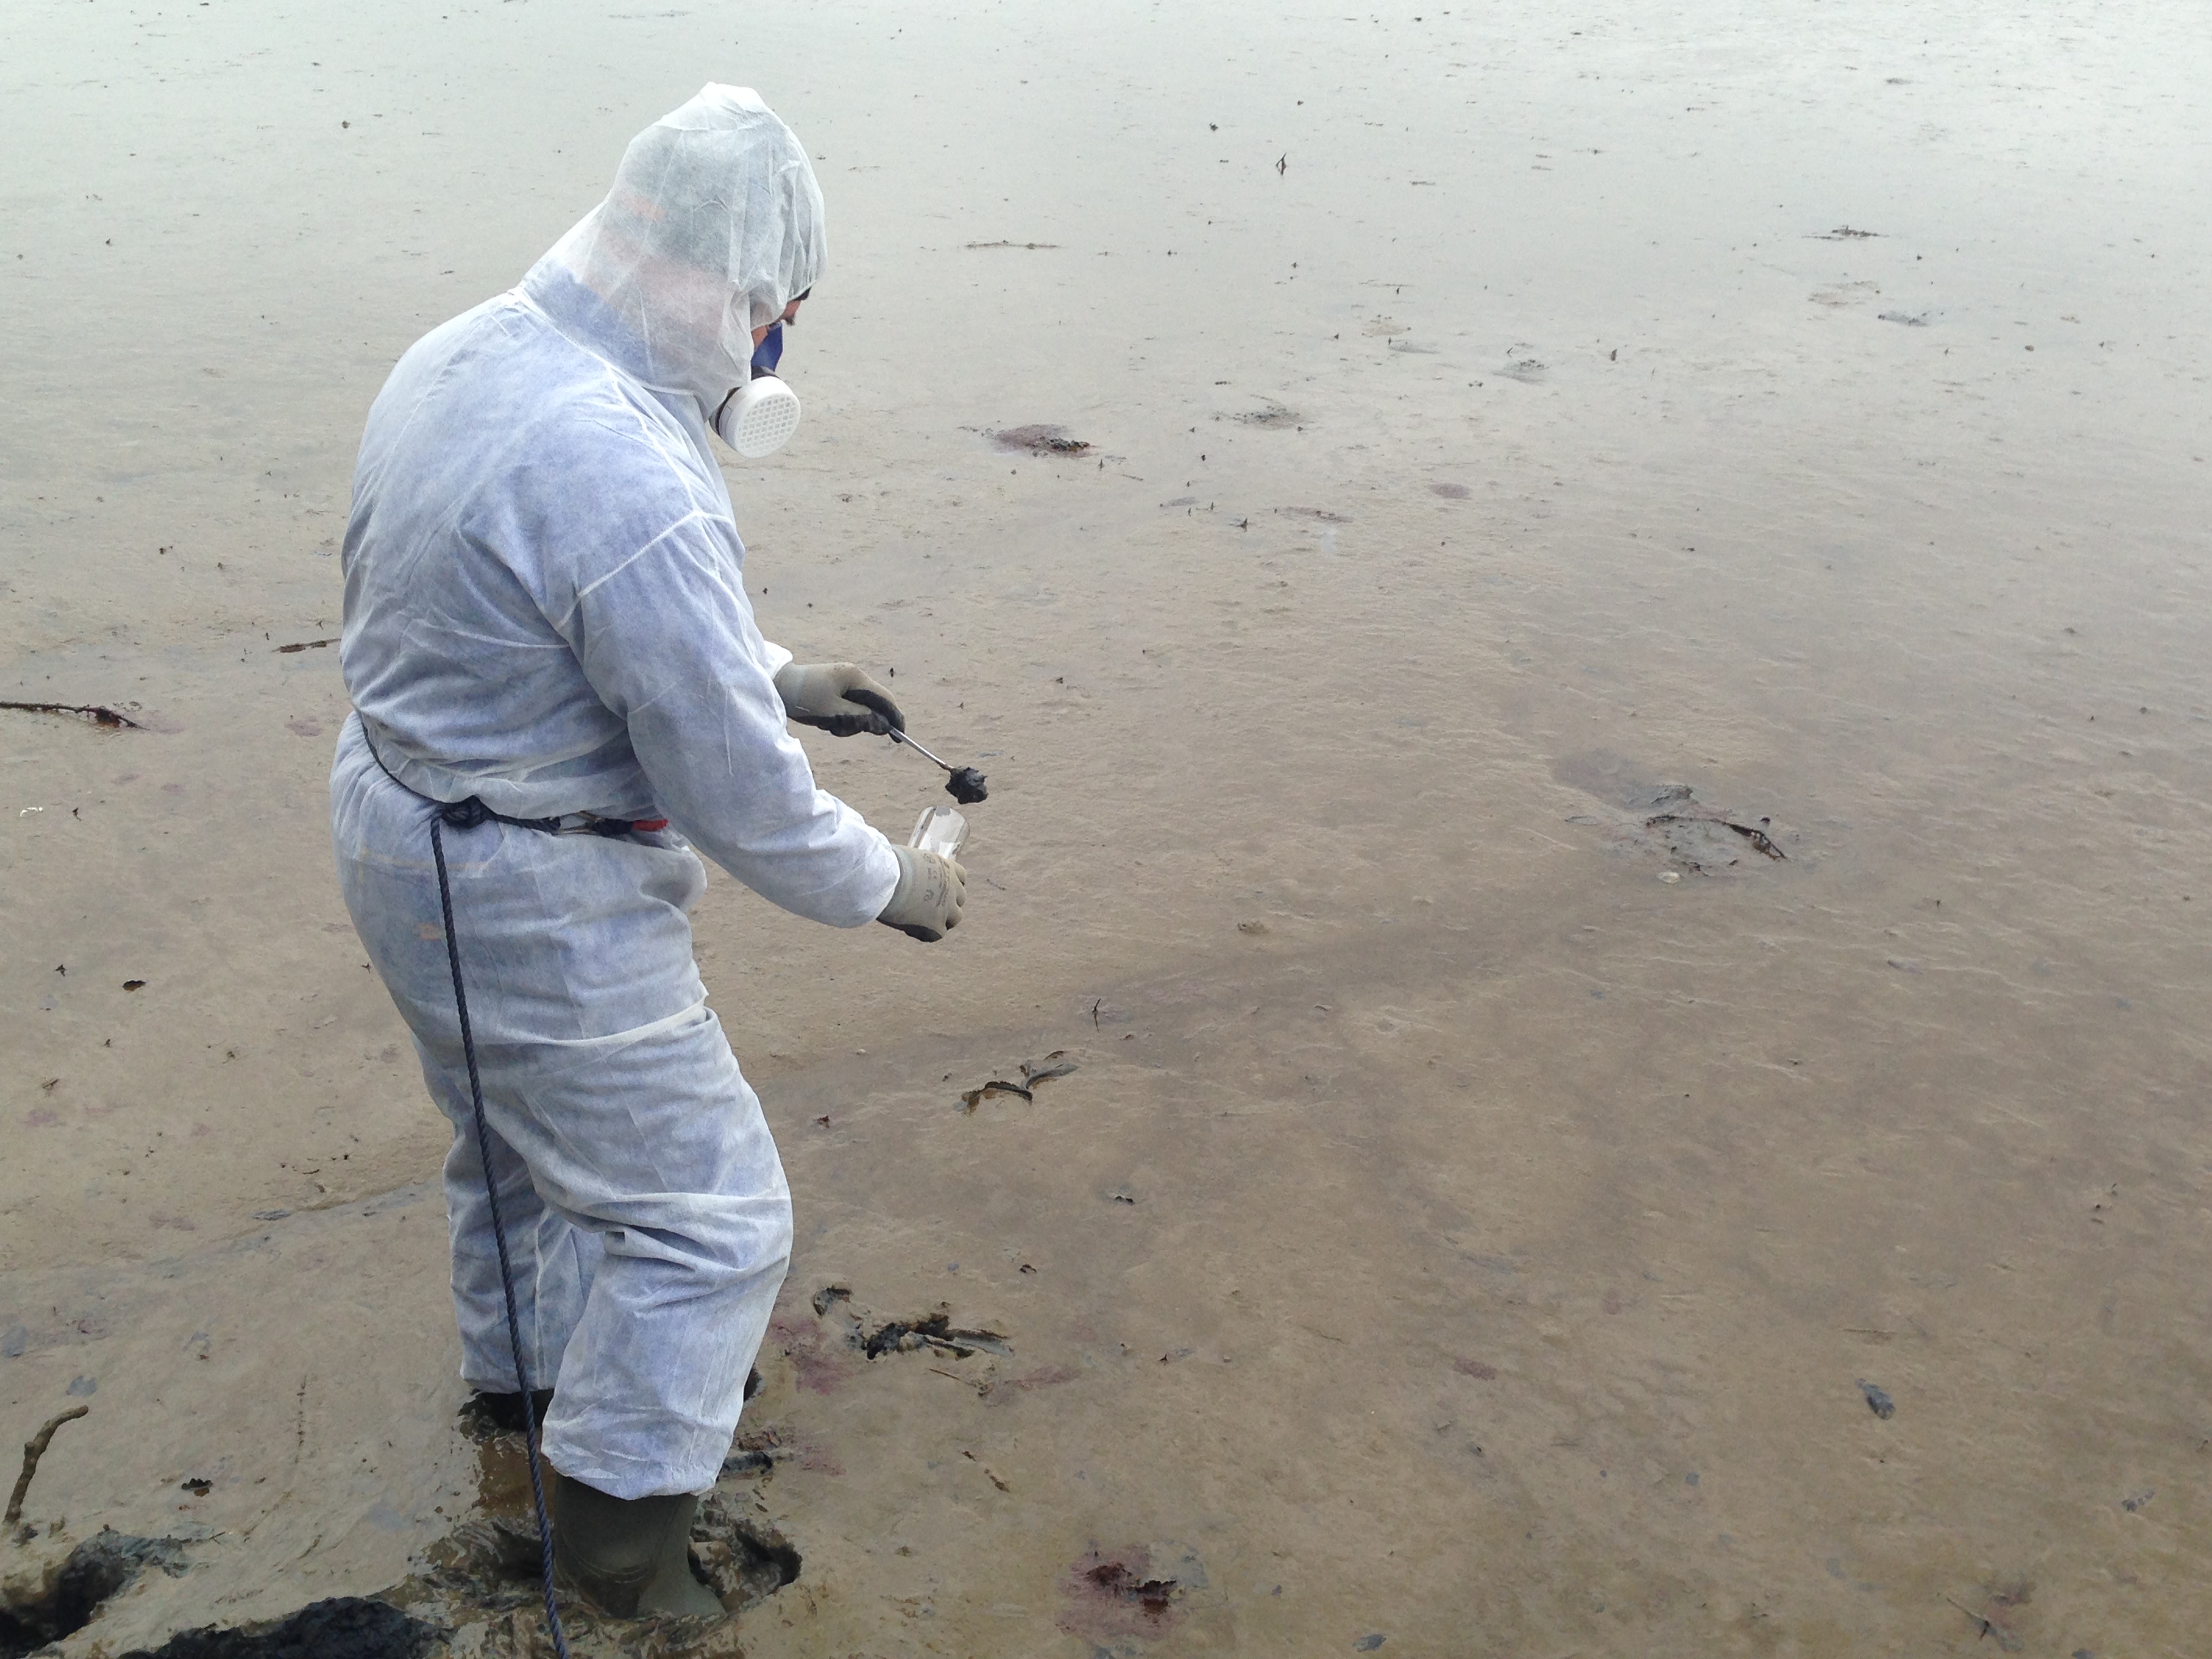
[773,661,904,737]
[878,844,966,942]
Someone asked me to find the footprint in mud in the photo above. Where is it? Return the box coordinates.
[1552,752,1791,876]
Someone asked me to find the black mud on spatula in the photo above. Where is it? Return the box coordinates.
[891,729,988,803]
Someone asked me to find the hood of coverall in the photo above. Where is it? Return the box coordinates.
[521,85,826,414]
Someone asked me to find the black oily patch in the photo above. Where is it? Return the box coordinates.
[945,766,989,804]
[988,424,1090,455]
[1,1532,189,1657]
[115,1599,440,1659]
[859,1305,1010,1360]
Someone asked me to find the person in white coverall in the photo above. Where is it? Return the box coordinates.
[330,85,964,1618]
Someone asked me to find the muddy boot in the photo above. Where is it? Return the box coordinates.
[458,1387,554,1441]
[552,1472,724,1619]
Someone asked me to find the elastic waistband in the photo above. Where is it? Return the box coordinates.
[361,728,667,840]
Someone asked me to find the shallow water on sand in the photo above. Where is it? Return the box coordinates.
[5,1,2211,1654]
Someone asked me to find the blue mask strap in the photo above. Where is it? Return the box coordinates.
[750,321,784,379]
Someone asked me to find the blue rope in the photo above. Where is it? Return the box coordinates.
[430,815,570,1658]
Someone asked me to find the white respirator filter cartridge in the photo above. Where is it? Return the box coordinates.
[714,375,802,458]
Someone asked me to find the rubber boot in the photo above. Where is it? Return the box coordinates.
[459,1388,554,1439]
[552,1473,725,1619]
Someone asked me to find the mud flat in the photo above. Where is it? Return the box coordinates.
[6,0,2212,1654]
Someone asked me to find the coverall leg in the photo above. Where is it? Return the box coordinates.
[333,717,793,1500]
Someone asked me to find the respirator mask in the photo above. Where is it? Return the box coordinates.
[712,316,802,458]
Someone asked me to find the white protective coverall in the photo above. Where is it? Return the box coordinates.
[330,86,899,1500]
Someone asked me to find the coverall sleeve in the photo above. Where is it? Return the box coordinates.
[560,508,900,928]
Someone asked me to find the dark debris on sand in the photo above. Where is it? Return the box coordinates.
[988,424,1090,455]
[115,1598,439,1659]
[1,1531,189,1658]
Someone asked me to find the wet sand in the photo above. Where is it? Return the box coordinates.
[5,0,2211,1653]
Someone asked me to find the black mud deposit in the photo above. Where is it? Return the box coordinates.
[987,424,1090,455]
[859,1305,1012,1361]
[1,1531,188,1658]
[116,1598,438,1659]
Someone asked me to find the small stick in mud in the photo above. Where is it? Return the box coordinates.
[1723,820,1788,859]
[1940,1594,2003,1644]
[6,1404,89,1525]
